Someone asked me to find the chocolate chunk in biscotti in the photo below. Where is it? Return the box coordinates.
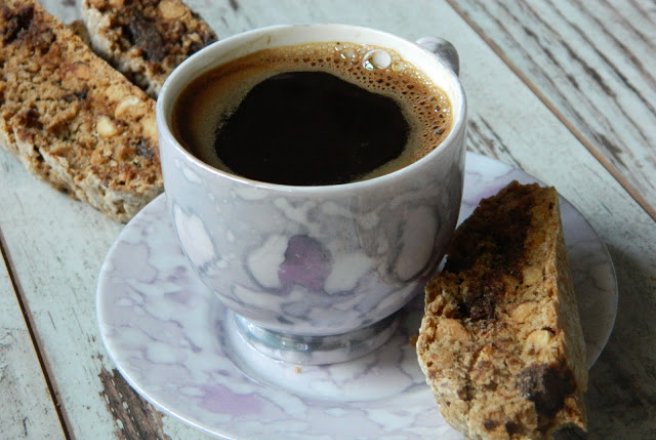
[79,0,218,97]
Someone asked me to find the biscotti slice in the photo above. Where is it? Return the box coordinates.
[79,0,217,97]
[0,0,161,222]
[416,181,587,439]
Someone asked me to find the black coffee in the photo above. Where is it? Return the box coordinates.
[174,42,452,185]
[215,71,408,185]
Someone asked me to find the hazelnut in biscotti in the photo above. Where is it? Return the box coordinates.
[0,0,161,222]
[79,0,218,98]
[416,181,587,439]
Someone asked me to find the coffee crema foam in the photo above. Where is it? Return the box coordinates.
[174,42,452,182]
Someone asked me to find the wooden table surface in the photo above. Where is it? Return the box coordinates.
[1,1,654,439]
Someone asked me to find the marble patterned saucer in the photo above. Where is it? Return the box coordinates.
[97,153,617,439]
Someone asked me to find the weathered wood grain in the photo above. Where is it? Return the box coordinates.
[449,0,656,218]
[0,1,654,439]
[98,366,172,440]
[0,242,65,439]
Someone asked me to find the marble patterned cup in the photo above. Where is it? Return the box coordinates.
[156,24,466,365]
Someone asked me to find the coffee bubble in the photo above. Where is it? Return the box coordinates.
[362,49,392,70]
[337,46,358,63]
[391,60,407,72]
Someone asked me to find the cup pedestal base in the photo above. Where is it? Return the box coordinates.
[232,312,400,365]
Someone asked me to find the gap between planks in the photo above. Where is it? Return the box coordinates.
[0,227,74,440]
[446,0,656,223]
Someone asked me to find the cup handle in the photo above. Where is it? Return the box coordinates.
[415,36,459,76]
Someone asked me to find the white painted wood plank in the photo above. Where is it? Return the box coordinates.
[0,150,211,440]
[449,0,656,215]
[0,248,65,439]
[1,1,654,439]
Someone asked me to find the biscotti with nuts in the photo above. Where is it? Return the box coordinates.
[79,0,217,98]
[0,0,161,222]
[416,181,587,439]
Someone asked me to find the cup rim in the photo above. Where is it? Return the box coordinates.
[157,23,467,193]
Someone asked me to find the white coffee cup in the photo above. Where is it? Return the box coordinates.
[157,24,466,364]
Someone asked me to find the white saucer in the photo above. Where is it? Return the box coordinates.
[97,153,617,439]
